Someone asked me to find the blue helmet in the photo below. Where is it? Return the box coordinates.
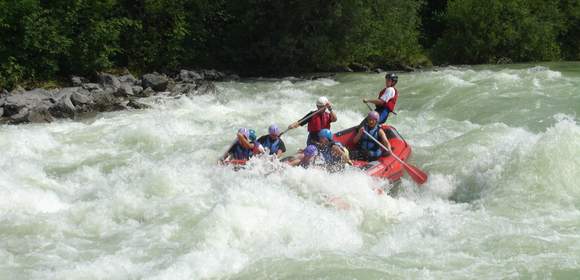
[318,129,332,141]
[304,145,318,157]
[268,124,280,136]
[238,128,249,138]
[249,129,257,141]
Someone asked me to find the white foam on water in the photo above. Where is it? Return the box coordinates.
[2,65,580,279]
[0,187,68,213]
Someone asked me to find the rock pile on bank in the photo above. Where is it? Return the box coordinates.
[0,70,235,124]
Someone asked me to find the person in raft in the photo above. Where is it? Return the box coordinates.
[316,129,351,172]
[288,96,337,146]
[222,128,265,161]
[286,144,318,168]
[257,124,286,157]
[363,73,399,124]
[351,111,391,161]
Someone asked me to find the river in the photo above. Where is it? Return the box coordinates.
[1,62,579,279]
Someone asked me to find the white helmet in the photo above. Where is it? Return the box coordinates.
[316,96,329,106]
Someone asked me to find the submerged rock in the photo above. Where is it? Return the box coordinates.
[127,99,151,109]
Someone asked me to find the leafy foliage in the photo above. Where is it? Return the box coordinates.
[1,0,579,90]
[559,0,580,60]
[432,0,562,64]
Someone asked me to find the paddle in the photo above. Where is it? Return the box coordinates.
[279,105,329,137]
[364,101,374,111]
[362,130,428,185]
[277,128,292,137]
[363,100,397,115]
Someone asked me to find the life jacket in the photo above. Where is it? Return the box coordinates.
[376,87,399,113]
[359,125,383,158]
[307,112,331,133]
[232,142,252,160]
[261,136,281,155]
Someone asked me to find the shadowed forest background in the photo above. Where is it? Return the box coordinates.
[1,0,579,89]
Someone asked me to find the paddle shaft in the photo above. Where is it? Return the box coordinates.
[362,130,397,161]
[278,128,291,137]
[364,101,397,115]
[362,130,427,185]
[365,102,374,111]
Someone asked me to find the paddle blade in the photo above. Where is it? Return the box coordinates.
[403,163,428,185]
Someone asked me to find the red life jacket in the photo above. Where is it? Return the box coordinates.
[377,87,399,112]
[307,112,331,132]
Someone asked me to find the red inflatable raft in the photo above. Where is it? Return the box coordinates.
[221,125,416,184]
[333,124,411,182]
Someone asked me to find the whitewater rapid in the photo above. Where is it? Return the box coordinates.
[1,63,579,279]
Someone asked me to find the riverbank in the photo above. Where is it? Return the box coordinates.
[0,65,393,125]
[0,70,239,125]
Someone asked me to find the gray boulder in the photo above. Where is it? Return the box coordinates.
[3,89,54,117]
[88,88,123,112]
[70,91,91,106]
[137,87,155,98]
[116,84,134,97]
[82,83,101,91]
[9,107,29,124]
[49,89,76,118]
[142,73,169,91]
[99,73,121,90]
[171,83,197,96]
[28,106,55,123]
[195,81,217,95]
[127,99,151,109]
[349,63,370,72]
[119,74,138,85]
[199,69,225,81]
[131,86,144,96]
[170,81,216,97]
[71,76,89,86]
[179,70,203,83]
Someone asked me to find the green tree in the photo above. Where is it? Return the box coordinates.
[56,0,135,75]
[0,0,42,87]
[433,0,562,64]
[354,0,426,68]
[559,0,580,60]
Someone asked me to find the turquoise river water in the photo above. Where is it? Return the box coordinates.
[1,62,579,279]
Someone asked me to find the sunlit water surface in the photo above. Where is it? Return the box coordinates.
[1,62,580,279]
